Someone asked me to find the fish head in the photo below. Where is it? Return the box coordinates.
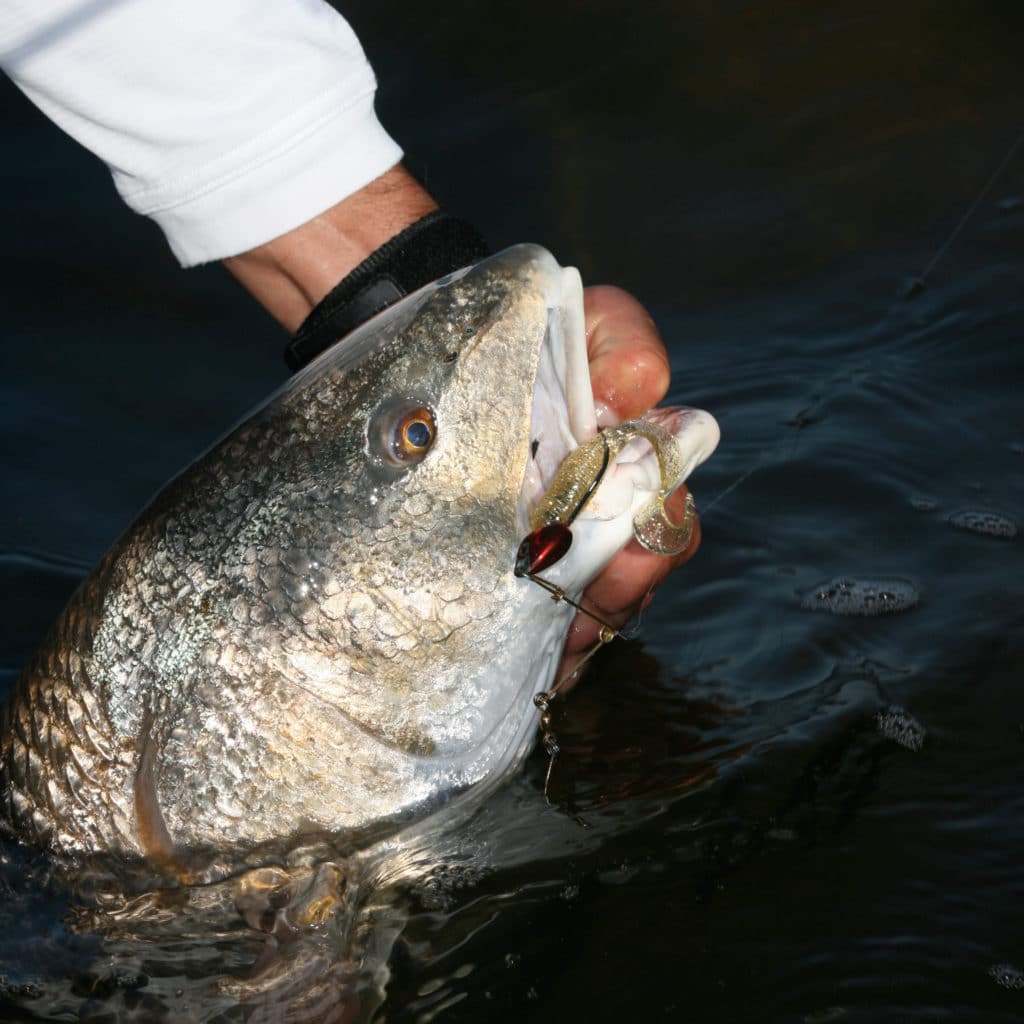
[256,246,601,796]
[245,243,718,830]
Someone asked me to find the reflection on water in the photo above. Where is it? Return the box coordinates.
[2,0,1023,1021]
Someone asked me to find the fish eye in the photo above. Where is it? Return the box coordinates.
[368,400,438,470]
[393,407,436,460]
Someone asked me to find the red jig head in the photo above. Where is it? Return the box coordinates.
[514,523,573,577]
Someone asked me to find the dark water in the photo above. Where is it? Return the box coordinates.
[2,1,1023,1021]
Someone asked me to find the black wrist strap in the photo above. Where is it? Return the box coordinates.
[284,210,491,371]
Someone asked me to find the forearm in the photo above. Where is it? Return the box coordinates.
[2,0,402,267]
[223,166,438,332]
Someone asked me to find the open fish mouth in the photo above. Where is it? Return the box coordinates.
[517,260,597,530]
[517,255,720,578]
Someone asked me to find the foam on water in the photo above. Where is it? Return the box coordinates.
[988,964,1024,990]
[876,706,926,751]
[801,577,919,616]
[948,509,1018,539]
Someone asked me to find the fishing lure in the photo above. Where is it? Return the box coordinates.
[514,422,699,806]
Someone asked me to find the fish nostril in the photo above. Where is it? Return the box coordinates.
[531,439,540,460]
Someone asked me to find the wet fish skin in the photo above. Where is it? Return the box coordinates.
[0,246,575,866]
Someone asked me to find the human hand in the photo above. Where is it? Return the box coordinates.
[554,285,702,686]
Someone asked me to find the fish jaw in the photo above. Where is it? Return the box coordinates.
[517,272,721,596]
[422,259,721,810]
[517,261,598,532]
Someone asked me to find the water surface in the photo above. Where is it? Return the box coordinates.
[2,2,1022,1021]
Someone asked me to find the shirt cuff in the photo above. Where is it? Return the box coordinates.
[119,93,403,267]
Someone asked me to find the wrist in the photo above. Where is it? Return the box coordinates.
[284,210,490,371]
[223,164,438,331]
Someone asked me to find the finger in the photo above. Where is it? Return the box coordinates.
[584,285,671,425]
[554,486,701,689]
[558,286,684,691]
[581,485,701,626]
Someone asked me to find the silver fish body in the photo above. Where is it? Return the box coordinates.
[0,245,719,875]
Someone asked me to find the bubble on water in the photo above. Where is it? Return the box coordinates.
[989,963,1024,990]
[803,1009,847,1024]
[0,976,41,1000]
[910,496,937,512]
[801,577,919,616]
[948,509,1018,539]
[876,706,926,751]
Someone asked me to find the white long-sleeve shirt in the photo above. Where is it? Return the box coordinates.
[0,0,403,265]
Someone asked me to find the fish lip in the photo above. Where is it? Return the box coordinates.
[515,254,720,559]
[517,262,596,529]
